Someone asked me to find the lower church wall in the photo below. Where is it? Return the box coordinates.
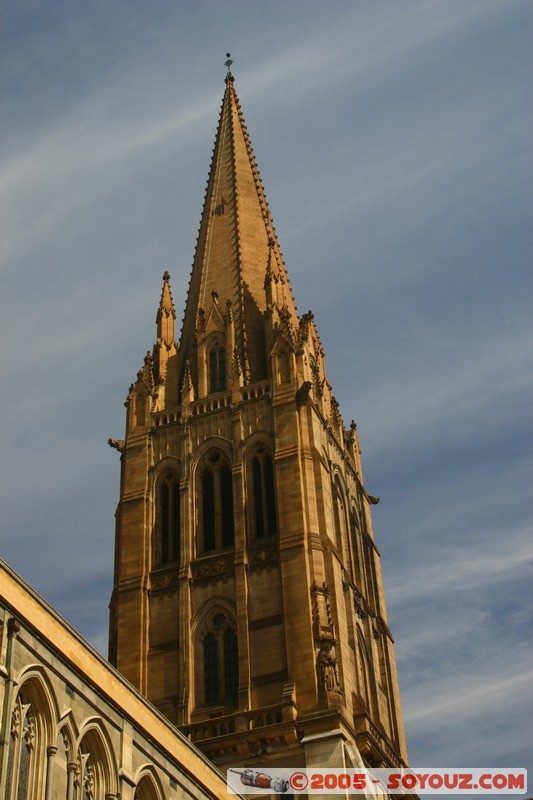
[0,560,240,800]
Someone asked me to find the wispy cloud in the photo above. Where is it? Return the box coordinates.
[388,539,532,605]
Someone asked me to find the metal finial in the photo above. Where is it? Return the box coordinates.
[224,52,234,78]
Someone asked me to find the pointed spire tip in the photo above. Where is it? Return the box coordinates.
[224,52,234,82]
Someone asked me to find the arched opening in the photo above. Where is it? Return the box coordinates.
[5,673,55,800]
[135,771,163,800]
[77,724,116,800]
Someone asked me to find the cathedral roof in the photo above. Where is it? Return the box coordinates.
[178,74,299,384]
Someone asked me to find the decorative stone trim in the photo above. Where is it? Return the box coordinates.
[190,553,234,585]
[247,542,278,570]
[149,567,180,596]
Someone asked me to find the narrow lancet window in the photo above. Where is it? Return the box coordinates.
[209,342,226,393]
[157,472,180,565]
[200,614,238,707]
[251,449,277,539]
[198,451,234,553]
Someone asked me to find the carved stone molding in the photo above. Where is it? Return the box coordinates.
[247,542,278,571]
[149,568,180,596]
[191,553,234,585]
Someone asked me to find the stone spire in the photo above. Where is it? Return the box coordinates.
[178,74,299,389]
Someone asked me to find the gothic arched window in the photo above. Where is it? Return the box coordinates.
[6,692,34,800]
[198,451,234,553]
[77,727,114,800]
[156,471,180,566]
[201,614,239,707]
[209,342,226,393]
[135,773,162,800]
[250,448,277,539]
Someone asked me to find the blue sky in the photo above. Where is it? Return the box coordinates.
[1,0,532,789]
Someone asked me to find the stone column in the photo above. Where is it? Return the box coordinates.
[66,762,77,800]
[44,746,57,800]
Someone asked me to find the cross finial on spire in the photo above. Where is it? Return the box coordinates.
[224,52,234,80]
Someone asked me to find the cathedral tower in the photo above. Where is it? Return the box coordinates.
[109,69,409,773]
